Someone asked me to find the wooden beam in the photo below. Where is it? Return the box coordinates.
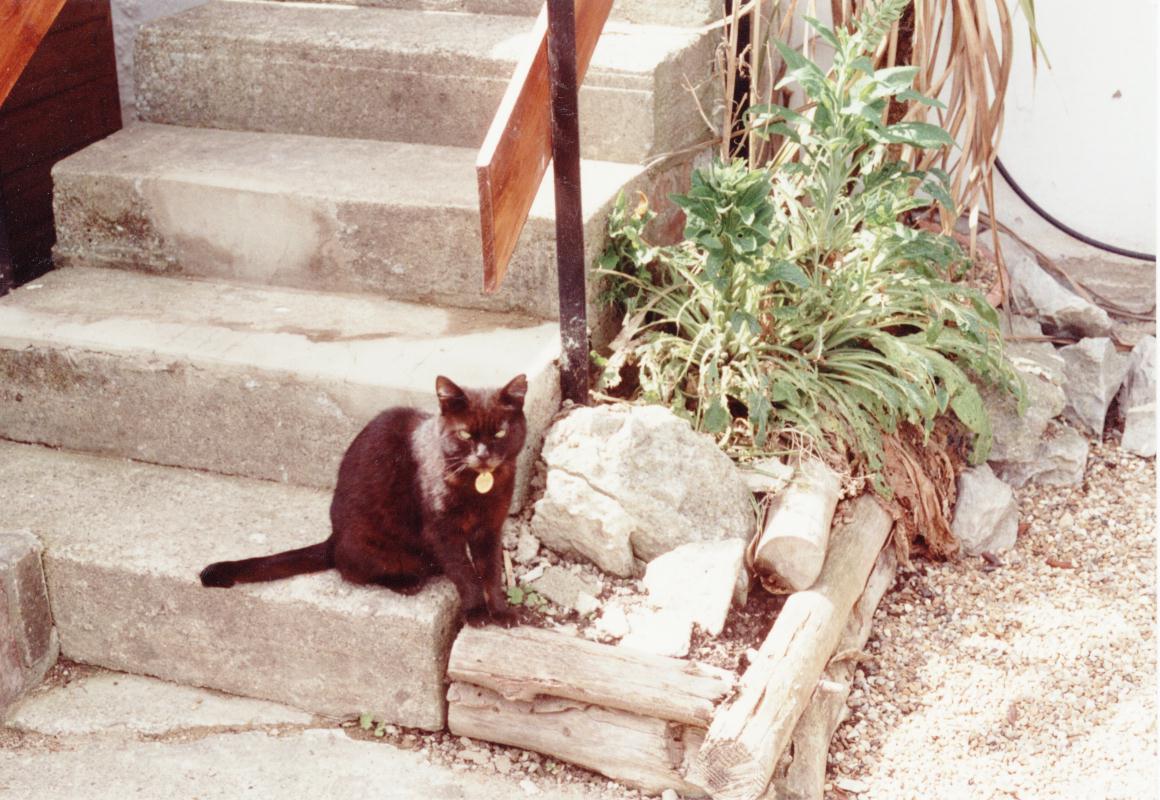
[688,495,895,800]
[0,0,69,108]
[475,0,612,294]
[447,625,735,727]
[448,683,708,796]
[0,182,12,296]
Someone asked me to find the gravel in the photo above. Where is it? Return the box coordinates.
[824,433,1156,800]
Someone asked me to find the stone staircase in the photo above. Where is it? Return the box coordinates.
[0,0,714,730]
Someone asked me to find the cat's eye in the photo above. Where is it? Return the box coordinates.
[456,430,472,441]
[494,429,507,439]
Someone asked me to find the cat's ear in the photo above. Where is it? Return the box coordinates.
[499,374,528,410]
[435,375,468,415]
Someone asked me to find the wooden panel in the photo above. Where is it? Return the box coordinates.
[0,0,69,107]
[476,0,613,292]
[0,0,120,287]
[0,74,121,175]
[4,14,119,112]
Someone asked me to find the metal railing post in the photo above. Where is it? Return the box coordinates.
[546,0,589,405]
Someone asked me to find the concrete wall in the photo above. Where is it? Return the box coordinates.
[111,0,205,122]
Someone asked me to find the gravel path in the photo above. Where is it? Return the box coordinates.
[825,436,1156,800]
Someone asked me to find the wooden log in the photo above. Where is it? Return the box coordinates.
[689,494,894,800]
[448,625,735,727]
[448,682,707,796]
[768,547,898,800]
[750,458,842,592]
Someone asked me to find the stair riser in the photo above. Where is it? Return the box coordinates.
[134,21,711,163]
[45,558,459,729]
[261,0,722,27]
[52,168,608,319]
[0,345,557,498]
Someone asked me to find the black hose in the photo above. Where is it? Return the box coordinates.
[994,157,1156,262]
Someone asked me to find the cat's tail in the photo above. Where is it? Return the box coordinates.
[199,542,331,588]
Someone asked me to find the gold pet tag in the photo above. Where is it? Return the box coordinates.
[475,471,495,494]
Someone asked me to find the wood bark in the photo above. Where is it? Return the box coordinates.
[448,625,735,727]
[689,494,894,800]
[448,682,707,796]
[768,547,898,800]
[750,458,842,591]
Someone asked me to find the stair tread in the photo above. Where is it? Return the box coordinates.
[144,0,703,84]
[55,122,645,221]
[0,266,560,401]
[0,439,459,726]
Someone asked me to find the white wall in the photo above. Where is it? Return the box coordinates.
[110,0,205,122]
[996,0,1157,254]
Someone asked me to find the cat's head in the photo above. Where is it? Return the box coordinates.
[435,374,528,472]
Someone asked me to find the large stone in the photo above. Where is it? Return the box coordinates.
[992,421,1089,488]
[1059,338,1131,437]
[6,671,314,736]
[0,441,459,730]
[993,177,1156,319]
[0,267,559,500]
[52,123,644,320]
[0,531,58,716]
[984,349,1066,465]
[1003,233,1113,339]
[531,405,755,577]
[640,539,747,637]
[1117,336,1156,457]
[951,465,1019,556]
[135,1,713,164]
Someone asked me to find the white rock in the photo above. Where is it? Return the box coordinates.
[1117,336,1156,457]
[513,532,540,565]
[529,566,602,612]
[619,608,693,658]
[531,405,755,576]
[1003,233,1112,338]
[984,349,1066,465]
[594,604,630,639]
[738,456,795,495]
[951,465,1019,556]
[642,540,747,637]
[574,592,600,616]
[1059,337,1131,437]
[993,421,1089,488]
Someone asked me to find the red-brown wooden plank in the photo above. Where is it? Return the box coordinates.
[476,0,613,293]
[0,0,69,107]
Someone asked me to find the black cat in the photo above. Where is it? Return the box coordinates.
[199,374,528,628]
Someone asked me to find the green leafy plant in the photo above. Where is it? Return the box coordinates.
[505,584,546,609]
[599,8,1024,493]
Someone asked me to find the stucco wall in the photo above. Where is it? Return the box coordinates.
[111,0,205,122]
[997,1,1156,254]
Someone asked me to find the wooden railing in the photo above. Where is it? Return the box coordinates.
[476,0,612,404]
[0,0,69,107]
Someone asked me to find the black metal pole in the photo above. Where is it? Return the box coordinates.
[546,0,589,405]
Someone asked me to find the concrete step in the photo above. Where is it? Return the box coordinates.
[134,0,713,163]
[52,123,644,318]
[0,267,560,493]
[0,440,459,729]
[260,0,722,27]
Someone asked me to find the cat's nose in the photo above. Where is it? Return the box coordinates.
[474,444,488,458]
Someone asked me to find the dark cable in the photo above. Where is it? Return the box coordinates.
[994,157,1156,262]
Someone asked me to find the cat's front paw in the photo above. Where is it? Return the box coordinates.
[464,607,492,628]
[199,563,236,588]
[489,607,519,628]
